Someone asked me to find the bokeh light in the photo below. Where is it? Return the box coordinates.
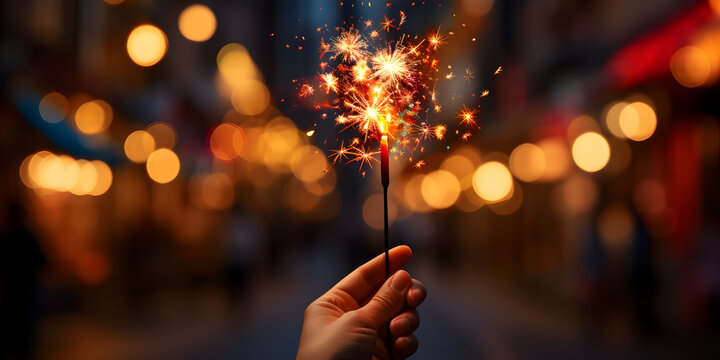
[509,143,546,182]
[74,100,112,135]
[671,46,711,88]
[460,0,494,18]
[402,174,432,213]
[127,24,168,67]
[571,132,610,173]
[39,92,69,124]
[209,123,243,162]
[421,170,461,209]
[536,137,571,182]
[89,160,113,196]
[440,155,476,189]
[618,101,657,141]
[290,146,328,184]
[231,79,271,116]
[70,160,98,196]
[146,148,180,184]
[604,101,628,139]
[488,181,523,215]
[472,161,513,202]
[146,122,177,149]
[217,43,262,90]
[178,4,217,42]
[124,130,156,163]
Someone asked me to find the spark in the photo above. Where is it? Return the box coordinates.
[464,68,474,82]
[320,72,339,93]
[481,90,489,97]
[428,26,447,50]
[445,72,454,79]
[458,105,479,127]
[331,29,368,62]
[414,160,426,169]
[364,19,373,28]
[371,43,413,84]
[299,83,314,97]
[370,30,379,38]
[352,59,371,81]
[434,125,446,140]
[347,145,379,171]
[398,11,407,28]
[381,15,395,32]
[461,132,471,141]
[494,66,503,75]
[330,141,351,163]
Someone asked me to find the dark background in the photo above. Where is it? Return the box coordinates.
[1,0,719,359]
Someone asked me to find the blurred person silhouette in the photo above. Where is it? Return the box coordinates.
[297,245,426,360]
[0,197,45,360]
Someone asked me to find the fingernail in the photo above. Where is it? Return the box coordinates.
[390,271,410,292]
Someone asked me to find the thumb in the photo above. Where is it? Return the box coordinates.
[354,270,412,329]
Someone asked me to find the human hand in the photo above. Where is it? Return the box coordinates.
[297,246,426,360]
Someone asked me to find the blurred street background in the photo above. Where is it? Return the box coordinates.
[1,0,720,359]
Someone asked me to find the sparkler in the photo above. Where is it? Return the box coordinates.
[294,6,497,356]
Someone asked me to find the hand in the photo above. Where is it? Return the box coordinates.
[297,246,426,360]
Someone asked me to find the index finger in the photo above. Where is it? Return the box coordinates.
[330,245,413,307]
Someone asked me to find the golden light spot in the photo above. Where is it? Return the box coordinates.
[711,0,720,16]
[472,161,513,202]
[178,4,216,42]
[603,101,628,139]
[231,79,270,116]
[619,101,657,141]
[571,132,610,172]
[70,160,98,196]
[440,155,475,190]
[536,137,570,182]
[39,92,69,123]
[290,146,328,183]
[363,193,398,229]
[127,24,168,67]
[217,43,261,90]
[145,122,176,149]
[671,46,711,88]
[146,148,180,184]
[460,0,494,18]
[509,143,546,182]
[567,115,600,142]
[209,123,242,161]
[421,170,461,209]
[74,100,112,135]
[124,130,156,163]
[88,160,112,196]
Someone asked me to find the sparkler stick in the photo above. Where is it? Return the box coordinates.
[380,116,392,359]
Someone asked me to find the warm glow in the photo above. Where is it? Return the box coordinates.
[89,160,113,196]
[597,204,634,250]
[70,160,98,196]
[671,46,711,88]
[711,0,720,16]
[217,43,261,90]
[509,143,546,182]
[571,132,610,173]
[178,4,217,42]
[553,174,598,217]
[39,92,69,123]
[536,137,571,182]
[209,123,242,161]
[460,0,494,17]
[127,24,168,67]
[146,148,180,184]
[472,161,513,202]
[124,130,156,163]
[402,174,432,213]
[290,146,329,183]
[440,155,475,189]
[146,122,176,149]
[74,100,112,135]
[604,101,628,139]
[231,79,271,116]
[420,170,461,209]
[619,101,657,141]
